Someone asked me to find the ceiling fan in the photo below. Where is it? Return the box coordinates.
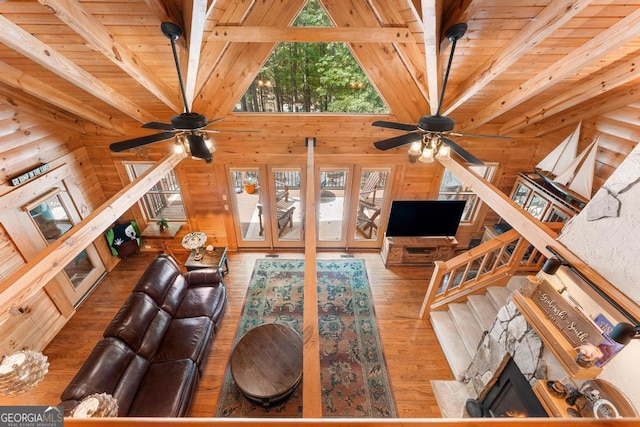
[372,23,509,165]
[109,22,233,163]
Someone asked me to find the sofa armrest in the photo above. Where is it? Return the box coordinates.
[184,268,223,287]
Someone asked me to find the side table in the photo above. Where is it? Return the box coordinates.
[184,246,229,275]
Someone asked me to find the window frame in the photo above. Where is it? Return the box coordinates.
[438,164,498,224]
[123,162,186,222]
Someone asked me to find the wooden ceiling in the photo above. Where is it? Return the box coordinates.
[1,0,640,161]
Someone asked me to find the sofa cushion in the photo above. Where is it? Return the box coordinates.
[175,284,226,325]
[160,274,188,316]
[61,337,140,403]
[127,359,199,417]
[112,353,150,416]
[155,317,213,368]
[133,254,183,306]
[104,293,163,352]
[184,268,223,287]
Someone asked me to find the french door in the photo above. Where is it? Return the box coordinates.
[317,165,393,248]
[228,166,304,248]
[229,165,393,249]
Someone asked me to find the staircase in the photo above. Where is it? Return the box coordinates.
[430,283,520,381]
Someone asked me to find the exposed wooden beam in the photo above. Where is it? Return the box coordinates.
[442,0,592,116]
[183,0,209,109]
[194,0,256,95]
[369,0,430,107]
[462,7,640,134]
[501,56,640,136]
[437,156,557,257]
[39,0,181,113]
[0,61,123,134]
[302,138,321,417]
[421,0,440,114]
[533,84,640,137]
[194,0,306,117]
[0,153,185,320]
[0,86,87,134]
[208,26,413,42]
[0,15,157,124]
[144,0,186,47]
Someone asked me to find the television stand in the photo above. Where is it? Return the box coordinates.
[381,236,458,266]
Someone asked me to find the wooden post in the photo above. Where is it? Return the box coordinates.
[302,137,322,416]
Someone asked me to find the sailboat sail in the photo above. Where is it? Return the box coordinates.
[536,121,581,176]
[534,120,599,202]
[557,138,599,200]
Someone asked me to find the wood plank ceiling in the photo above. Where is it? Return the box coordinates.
[1,0,640,173]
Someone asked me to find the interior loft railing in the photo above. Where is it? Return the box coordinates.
[419,222,563,319]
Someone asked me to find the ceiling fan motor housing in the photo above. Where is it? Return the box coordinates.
[418,115,455,133]
[171,112,209,130]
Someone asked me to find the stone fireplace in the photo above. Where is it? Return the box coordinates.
[432,293,563,418]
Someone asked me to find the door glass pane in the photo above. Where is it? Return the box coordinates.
[319,169,347,241]
[29,193,95,289]
[231,169,265,241]
[354,170,388,241]
[272,169,302,241]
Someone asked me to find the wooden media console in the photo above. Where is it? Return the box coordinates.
[381,236,458,266]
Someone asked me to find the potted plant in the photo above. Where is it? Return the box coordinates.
[157,218,169,230]
[243,177,257,194]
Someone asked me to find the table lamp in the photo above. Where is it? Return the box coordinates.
[182,231,207,261]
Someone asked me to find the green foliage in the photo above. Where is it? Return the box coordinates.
[234,0,388,114]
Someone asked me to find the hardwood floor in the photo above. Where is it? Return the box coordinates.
[0,250,452,417]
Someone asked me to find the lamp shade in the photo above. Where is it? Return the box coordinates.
[542,257,561,275]
[70,393,119,418]
[609,322,638,345]
[0,350,49,396]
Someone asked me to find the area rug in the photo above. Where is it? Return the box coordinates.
[215,258,396,418]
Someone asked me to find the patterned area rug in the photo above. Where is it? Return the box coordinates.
[215,258,396,417]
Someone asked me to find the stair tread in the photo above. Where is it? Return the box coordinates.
[467,294,498,331]
[449,303,484,356]
[431,311,473,381]
[486,286,513,310]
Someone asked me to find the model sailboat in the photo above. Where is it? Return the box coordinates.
[534,121,599,204]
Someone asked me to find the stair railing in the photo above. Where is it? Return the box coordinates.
[419,228,531,318]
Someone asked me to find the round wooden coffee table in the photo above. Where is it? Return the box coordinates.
[230,323,303,407]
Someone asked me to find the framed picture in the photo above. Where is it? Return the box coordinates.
[594,314,625,367]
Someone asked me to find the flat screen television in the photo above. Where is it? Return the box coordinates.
[386,200,466,237]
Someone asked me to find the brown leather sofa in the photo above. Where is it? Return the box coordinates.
[60,254,227,417]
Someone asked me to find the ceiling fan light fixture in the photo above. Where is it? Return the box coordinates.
[173,141,185,155]
[186,133,213,163]
[419,147,434,163]
[437,145,451,159]
[408,140,422,156]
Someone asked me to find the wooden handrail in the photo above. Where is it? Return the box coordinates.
[419,229,539,318]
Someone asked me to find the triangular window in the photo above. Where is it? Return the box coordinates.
[234,0,388,114]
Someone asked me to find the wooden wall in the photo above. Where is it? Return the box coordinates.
[0,105,112,352]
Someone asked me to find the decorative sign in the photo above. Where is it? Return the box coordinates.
[531,279,604,348]
[9,163,50,186]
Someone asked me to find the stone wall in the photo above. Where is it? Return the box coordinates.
[465,299,546,397]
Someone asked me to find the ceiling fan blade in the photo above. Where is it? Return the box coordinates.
[142,121,174,130]
[203,117,225,128]
[449,131,511,139]
[373,133,421,150]
[187,133,212,163]
[372,121,419,132]
[440,136,484,165]
[109,131,176,152]
[204,128,261,133]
